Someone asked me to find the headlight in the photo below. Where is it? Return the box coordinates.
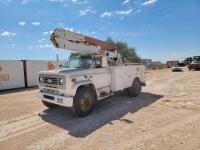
[59,78,64,85]
[39,77,43,83]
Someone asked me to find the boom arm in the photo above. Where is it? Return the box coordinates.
[50,28,115,54]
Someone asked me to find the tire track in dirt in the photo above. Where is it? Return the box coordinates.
[0,109,70,143]
[0,111,40,126]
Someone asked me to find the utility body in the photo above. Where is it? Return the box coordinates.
[38,29,146,117]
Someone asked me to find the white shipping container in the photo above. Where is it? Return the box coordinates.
[0,60,25,90]
[26,60,64,87]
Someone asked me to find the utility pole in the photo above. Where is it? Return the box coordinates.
[56,53,59,61]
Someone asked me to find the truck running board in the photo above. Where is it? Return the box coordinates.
[98,93,114,100]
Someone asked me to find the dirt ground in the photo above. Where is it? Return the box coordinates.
[0,67,200,150]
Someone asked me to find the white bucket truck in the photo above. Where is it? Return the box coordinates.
[38,29,146,117]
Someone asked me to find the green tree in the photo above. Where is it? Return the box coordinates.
[70,52,91,58]
[70,37,140,63]
[70,52,81,57]
[106,37,140,62]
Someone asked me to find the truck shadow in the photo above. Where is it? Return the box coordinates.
[40,92,163,138]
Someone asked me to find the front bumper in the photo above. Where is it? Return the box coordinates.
[172,68,182,71]
[189,64,200,69]
[38,91,74,107]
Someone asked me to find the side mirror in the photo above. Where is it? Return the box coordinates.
[90,60,95,69]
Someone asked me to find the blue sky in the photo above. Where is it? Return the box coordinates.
[0,0,200,62]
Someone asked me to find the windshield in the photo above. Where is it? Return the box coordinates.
[173,64,180,67]
[193,56,200,61]
[64,57,91,69]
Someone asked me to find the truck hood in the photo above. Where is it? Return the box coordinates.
[39,68,91,77]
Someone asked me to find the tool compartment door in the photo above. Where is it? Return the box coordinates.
[110,66,125,91]
[111,65,143,92]
[124,65,142,87]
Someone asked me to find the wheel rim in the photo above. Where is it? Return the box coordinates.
[80,97,91,111]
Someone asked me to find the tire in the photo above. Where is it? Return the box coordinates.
[42,100,58,108]
[128,78,141,97]
[72,87,96,117]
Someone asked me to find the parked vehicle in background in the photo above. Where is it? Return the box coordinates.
[171,64,183,72]
[183,57,193,65]
[189,56,200,71]
[166,61,179,68]
[178,62,186,67]
[193,56,200,60]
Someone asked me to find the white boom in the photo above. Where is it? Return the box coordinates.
[51,28,116,54]
[50,28,99,53]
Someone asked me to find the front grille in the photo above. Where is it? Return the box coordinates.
[39,74,65,89]
[43,77,59,85]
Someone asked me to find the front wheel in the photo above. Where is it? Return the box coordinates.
[128,78,141,97]
[72,87,96,117]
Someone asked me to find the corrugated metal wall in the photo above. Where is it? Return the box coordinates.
[0,60,64,91]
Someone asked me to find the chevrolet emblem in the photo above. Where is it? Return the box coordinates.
[47,79,52,83]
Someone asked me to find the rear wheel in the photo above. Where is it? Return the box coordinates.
[42,100,58,108]
[128,78,141,97]
[72,87,96,117]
